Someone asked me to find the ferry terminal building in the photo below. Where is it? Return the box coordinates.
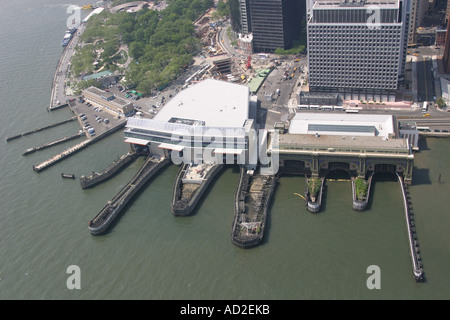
[123,79,414,183]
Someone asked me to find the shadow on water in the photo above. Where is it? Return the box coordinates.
[412,167,432,186]
[418,136,430,151]
[321,170,352,213]
[367,172,397,210]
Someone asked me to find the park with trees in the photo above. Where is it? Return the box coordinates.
[70,0,215,96]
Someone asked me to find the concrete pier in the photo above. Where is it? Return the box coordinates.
[22,132,83,156]
[171,163,224,216]
[80,152,138,189]
[48,103,69,111]
[305,177,324,213]
[231,166,278,248]
[6,116,77,142]
[88,156,171,235]
[33,121,126,173]
[352,173,374,211]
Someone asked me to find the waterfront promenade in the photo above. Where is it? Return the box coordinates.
[49,23,86,110]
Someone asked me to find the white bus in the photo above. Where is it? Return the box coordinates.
[334,106,344,111]
[298,105,309,110]
[422,102,428,113]
[345,109,359,113]
[322,105,334,111]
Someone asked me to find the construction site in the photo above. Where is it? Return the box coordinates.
[191,7,281,94]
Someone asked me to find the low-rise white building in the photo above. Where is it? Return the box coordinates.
[288,113,397,139]
[124,79,258,166]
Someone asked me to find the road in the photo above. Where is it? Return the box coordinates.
[416,57,435,102]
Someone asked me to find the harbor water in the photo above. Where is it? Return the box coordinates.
[1,0,450,299]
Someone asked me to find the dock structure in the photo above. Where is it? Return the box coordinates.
[22,132,84,156]
[231,166,278,248]
[171,163,224,216]
[33,138,91,173]
[32,121,126,173]
[397,173,425,282]
[6,116,77,142]
[305,176,324,213]
[48,103,69,111]
[351,173,374,211]
[80,152,138,189]
[88,156,171,235]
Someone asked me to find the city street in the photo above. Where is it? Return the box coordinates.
[416,57,436,102]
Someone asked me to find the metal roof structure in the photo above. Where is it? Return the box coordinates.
[289,113,395,138]
[154,79,250,128]
[126,117,247,138]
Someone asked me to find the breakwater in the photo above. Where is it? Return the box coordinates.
[22,131,83,156]
[172,163,224,216]
[397,173,425,282]
[33,121,126,173]
[5,116,77,142]
[231,166,278,248]
[88,156,171,235]
[80,152,138,189]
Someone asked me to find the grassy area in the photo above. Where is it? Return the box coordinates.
[355,177,369,200]
[70,0,214,96]
[308,178,321,197]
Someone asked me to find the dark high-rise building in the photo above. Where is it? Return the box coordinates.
[246,0,304,53]
[442,20,450,73]
[230,0,305,53]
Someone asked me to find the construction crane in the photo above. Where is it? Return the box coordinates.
[246,55,252,69]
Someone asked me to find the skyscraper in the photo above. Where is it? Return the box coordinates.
[408,0,428,44]
[249,0,303,52]
[307,0,410,102]
[442,18,450,73]
[231,0,305,53]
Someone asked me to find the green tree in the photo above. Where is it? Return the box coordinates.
[436,97,446,109]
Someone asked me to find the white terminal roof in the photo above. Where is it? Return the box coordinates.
[154,79,250,128]
[289,113,395,138]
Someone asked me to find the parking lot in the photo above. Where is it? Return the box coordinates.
[70,98,126,139]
